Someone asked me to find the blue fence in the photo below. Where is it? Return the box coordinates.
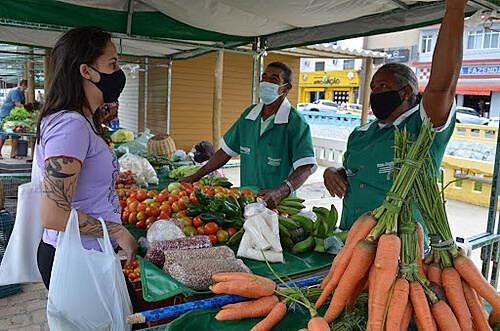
[300,110,376,127]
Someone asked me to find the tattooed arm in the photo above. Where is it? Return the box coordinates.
[41,156,138,266]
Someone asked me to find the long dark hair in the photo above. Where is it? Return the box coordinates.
[36,26,111,143]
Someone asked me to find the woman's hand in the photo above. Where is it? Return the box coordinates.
[115,226,138,268]
[323,167,348,198]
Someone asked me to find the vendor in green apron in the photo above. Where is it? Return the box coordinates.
[324,0,466,249]
[179,62,317,208]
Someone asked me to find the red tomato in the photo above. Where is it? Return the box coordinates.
[157,192,169,202]
[204,222,219,235]
[119,200,127,210]
[168,195,179,205]
[136,202,148,213]
[197,226,205,235]
[145,206,159,217]
[192,182,202,189]
[227,192,239,199]
[132,260,139,268]
[126,197,137,205]
[176,210,188,218]
[208,234,218,245]
[171,201,182,213]
[128,201,139,212]
[146,217,156,227]
[159,209,172,220]
[180,217,193,228]
[192,215,204,228]
[123,269,132,276]
[178,190,188,197]
[136,190,148,202]
[280,213,289,218]
[136,211,147,222]
[185,187,194,195]
[226,227,237,238]
[189,193,199,204]
[216,229,229,243]
[128,212,138,225]
[179,196,190,207]
[128,272,138,280]
[136,220,146,229]
[122,211,131,223]
[180,183,193,191]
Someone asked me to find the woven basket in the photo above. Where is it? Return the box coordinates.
[147,134,176,158]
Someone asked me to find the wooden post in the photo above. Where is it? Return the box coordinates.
[360,57,373,125]
[43,49,51,95]
[27,48,35,103]
[212,51,224,150]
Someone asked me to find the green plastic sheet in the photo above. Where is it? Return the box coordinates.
[136,241,332,302]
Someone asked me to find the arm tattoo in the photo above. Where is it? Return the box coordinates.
[79,214,122,238]
[42,157,77,212]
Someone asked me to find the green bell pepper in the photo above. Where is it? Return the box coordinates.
[186,203,207,217]
[209,198,225,213]
[221,195,241,218]
[199,211,226,225]
[220,217,245,230]
[238,196,249,210]
[194,188,214,206]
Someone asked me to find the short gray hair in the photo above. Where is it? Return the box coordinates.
[378,63,420,106]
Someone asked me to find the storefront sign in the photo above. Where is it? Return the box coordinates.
[460,65,500,76]
[385,49,409,63]
[299,70,360,87]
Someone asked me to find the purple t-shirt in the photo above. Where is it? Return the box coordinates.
[36,111,121,251]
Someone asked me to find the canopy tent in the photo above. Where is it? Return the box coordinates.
[0,0,498,59]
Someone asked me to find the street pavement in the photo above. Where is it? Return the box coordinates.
[0,155,493,330]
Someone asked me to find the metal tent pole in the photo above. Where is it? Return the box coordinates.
[166,58,172,135]
[144,58,148,132]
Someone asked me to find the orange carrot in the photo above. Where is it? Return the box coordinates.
[212,273,275,284]
[416,222,427,279]
[489,308,500,329]
[321,249,343,289]
[475,291,488,320]
[323,239,377,321]
[321,213,377,291]
[346,269,370,309]
[307,316,330,331]
[216,296,279,321]
[431,300,461,330]
[386,277,410,330]
[221,295,279,311]
[427,262,442,287]
[367,260,377,330]
[369,234,401,331]
[210,279,275,298]
[442,267,473,331]
[401,301,413,331]
[462,280,492,331]
[298,329,308,331]
[454,254,500,310]
[410,281,437,331]
[250,302,287,331]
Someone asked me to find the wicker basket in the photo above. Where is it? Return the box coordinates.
[147,134,176,158]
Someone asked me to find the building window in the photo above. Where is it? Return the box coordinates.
[421,35,433,53]
[467,30,499,49]
[343,59,355,70]
[315,61,325,71]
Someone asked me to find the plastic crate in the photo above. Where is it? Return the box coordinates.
[1,178,30,199]
[3,198,17,221]
[0,209,21,297]
[0,284,21,298]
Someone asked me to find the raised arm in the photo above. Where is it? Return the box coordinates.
[178,148,231,183]
[41,157,137,266]
[422,0,467,127]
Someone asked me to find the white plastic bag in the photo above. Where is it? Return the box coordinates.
[0,152,43,284]
[118,147,159,187]
[146,219,185,244]
[47,209,132,331]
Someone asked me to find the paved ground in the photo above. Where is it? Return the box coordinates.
[0,150,494,330]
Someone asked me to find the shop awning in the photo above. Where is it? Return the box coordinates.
[419,83,500,96]
[0,0,498,59]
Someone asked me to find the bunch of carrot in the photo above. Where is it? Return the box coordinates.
[210,272,330,330]
[314,120,500,330]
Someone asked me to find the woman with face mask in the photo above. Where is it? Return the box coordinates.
[34,26,145,327]
[191,141,225,177]
[324,0,467,241]
[179,62,317,208]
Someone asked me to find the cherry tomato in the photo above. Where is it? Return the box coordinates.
[208,234,218,245]
[192,215,204,228]
[204,222,219,235]
[226,227,237,238]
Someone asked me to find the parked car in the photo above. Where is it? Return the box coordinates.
[303,99,339,113]
[455,106,489,125]
[339,103,363,114]
[296,103,308,111]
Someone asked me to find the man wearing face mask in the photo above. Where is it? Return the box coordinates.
[179,62,317,208]
[323,0,466,236]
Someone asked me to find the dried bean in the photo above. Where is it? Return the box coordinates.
[163,246,235,274]
[144,236,212,268]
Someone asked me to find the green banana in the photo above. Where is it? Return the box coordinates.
[314,237,326,253]
[281,235,294,248]
[289,215,314,234]
[314,221,327,239]
[279,201,305,209]
[292,236,315,253]
[281,196,305,203]
[312,206,329,220]
[278,216,301,229]
[276,206,301,215]
[326,204,338,233]
[329,230,349,242]
[279,222,291,239]
[289,228,299,242]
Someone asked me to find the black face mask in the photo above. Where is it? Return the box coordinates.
[88,65,126,103]
[370,86,407,120]
[194,154,204,163]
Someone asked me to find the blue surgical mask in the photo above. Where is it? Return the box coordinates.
[258,82,288,105]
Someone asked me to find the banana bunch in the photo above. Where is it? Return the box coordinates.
[284,204,339,254]
[199,175,233,188]
[168,165,201,179]
[276,196,306,215]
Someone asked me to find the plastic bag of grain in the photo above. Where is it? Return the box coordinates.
[162,246,235,274]
[144,236,212,268]
[167,258,250,291]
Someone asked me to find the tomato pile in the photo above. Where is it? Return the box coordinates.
[117,180,255,243]
[115,170,138,190]
[123,259,141,282]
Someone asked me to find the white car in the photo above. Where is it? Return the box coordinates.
[303,99,339,113]
[339,103,363,114]
[455,107,489,125]
[296,103,308,111]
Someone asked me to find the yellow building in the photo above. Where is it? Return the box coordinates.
[299,70,360,105]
